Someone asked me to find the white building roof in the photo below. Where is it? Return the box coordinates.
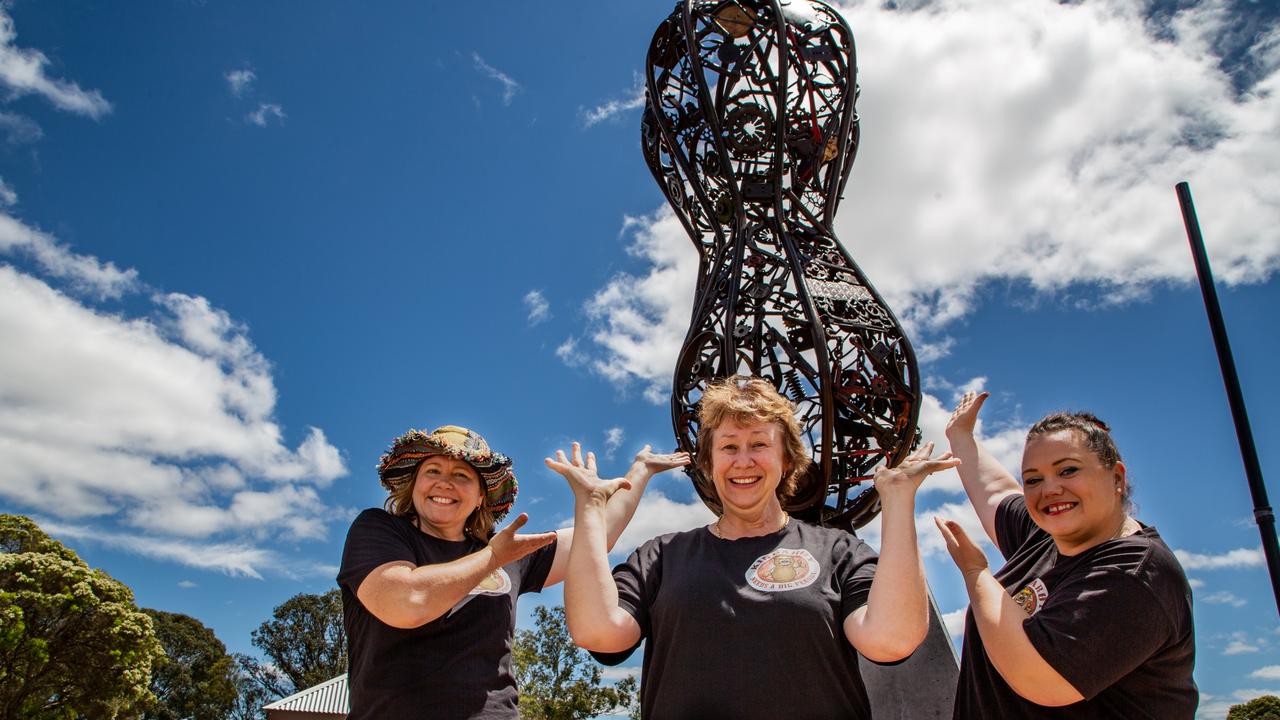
[263,674,349,715]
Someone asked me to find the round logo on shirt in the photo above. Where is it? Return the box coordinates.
[1012,577,1048,616]
[469,568,512,596]
[746,548,820,592]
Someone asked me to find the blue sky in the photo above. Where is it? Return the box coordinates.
[0,1,1277,717]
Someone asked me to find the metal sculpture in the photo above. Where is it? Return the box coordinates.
[643,0,920,529]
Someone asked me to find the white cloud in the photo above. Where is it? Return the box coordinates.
[1202,591,1247,607]
[472,52,520,105]
[0,111,42,144]
[38,519,286,579]
[1189,577,1205,589]
[610,490,716,557]
[568,0,1280,395]
[1250,666,1280,681]
[0,177,15,206]
[941,607,967,643]
[0,241,348,576]
[225,68,256,97]
[1225,632,1263,655]
[524,289,550,325]
[825,0,1280,328]
[0,212,137,298]
[246,103,286,127]
[555,336,586,367]
[0,9,111,119]
[581,77,646,127]
[604,427,624,459]
[177,580,197,588]
[579,209,698,402]
[1175,547,1264,570]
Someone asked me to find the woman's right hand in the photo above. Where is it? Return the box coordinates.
[934,517,989,581]
[488,512,558,566]
[545,442,632,506]
[946,390,989,439]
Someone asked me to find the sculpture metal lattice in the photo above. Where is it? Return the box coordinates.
[643,0,920,529]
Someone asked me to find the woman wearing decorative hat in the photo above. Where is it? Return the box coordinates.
[546,375,958,718]
[936,392,1196,718]
[337,425,687,719]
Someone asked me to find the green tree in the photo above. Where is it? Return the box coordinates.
[513,605,637,720]
[239,589,347,699]
[142,609,237,720]
[0,514,162,719]
[228,657,272,720]
[1230,695,1280,720]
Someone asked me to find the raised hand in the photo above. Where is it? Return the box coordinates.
[946,391,989,440]
[873,442,961,498]
[934,517,989,579]
[631,444,690,475]
[488,513,557,566]
[545,442,632,506]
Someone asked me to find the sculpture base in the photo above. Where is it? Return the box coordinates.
[858,588,959,719]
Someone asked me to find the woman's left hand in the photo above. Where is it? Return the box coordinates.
[873,442,961,498]
[632,445,690,475]
[545,442,631,506]
[935,517,989,578]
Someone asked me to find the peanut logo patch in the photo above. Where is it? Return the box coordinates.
[746,548,819,592]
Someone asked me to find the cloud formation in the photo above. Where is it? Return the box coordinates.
[523,289,550,325]
[1174,547,1264,570]
[0,213,137,298]
[581,77,646,127]
[472,53,521,105]
[0,9,111,119]
[225,68,256,97]
[0,210,347,577]
[567,0,1280,391]
[246,103,286,127]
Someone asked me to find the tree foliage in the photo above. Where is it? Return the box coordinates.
[228,657,272,720]
[1230,695,1280,720]
[142,609,237,720]
[239,589,347,700]
[513,605,637,720]
[0,514,162,719]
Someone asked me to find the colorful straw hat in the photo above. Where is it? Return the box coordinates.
[377,425,517,522]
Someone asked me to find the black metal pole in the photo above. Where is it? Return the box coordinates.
[1176,181,1280,616]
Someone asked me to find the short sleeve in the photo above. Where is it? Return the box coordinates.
[1023,568,1170,699]
[337,509,415,594]
[588,540,662,666]
[994,494,1043,558]
[838,535,879,620]
[516,537,559,595]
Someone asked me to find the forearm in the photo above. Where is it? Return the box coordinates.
[965,569,1083,706]
[360,548,502,629]
[857,491,928,661]
[600,462,656,549]
[565,501,637,651]
[946,432,1020,540]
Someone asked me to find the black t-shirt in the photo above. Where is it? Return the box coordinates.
[594,519,879,719]
[337,508,557,720]
[953,495,1197,719]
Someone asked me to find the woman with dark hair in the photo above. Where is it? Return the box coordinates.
[937,391,1197,719]
[547,375,957,719]
[337,425,686,719]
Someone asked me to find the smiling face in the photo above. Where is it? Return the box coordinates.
[1021,429,1128,555]
[412,455,483,540]
[709,418,788,520]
